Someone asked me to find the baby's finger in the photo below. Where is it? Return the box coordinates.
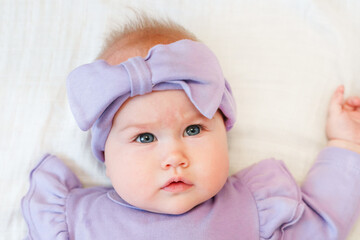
[329,85,345,114]
[346,97,360,107]
[343,103,356,111]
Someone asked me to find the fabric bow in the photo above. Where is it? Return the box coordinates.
[67,39,236,162]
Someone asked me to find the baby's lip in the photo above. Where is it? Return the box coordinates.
[161,177,193,192]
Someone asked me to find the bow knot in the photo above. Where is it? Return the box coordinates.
[121,56,153,97]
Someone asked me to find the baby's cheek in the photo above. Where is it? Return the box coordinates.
[115,174,157,210]
[204,159,228,193]
[117,166,153,194]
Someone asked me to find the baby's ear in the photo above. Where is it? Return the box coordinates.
[104,163,110,177]
[103,154,110,177]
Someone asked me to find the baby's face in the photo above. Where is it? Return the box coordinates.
[104,90,229,215]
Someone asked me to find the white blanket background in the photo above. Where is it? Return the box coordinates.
[1,0,360,239]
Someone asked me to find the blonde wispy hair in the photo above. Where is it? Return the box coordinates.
[97,11,198,59]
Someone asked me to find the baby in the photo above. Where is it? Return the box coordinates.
[22,15,360,240]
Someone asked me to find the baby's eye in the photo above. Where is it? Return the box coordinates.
[136,133,156,143]
[184,125,201,136]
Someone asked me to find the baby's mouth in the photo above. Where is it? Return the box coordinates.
[161,177,193,193]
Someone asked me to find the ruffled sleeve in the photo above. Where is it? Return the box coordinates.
[22,154,82,240]
[238,159,305,240]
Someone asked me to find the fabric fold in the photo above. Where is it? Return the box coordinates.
[239,159,305,240]
[21,154,82,240]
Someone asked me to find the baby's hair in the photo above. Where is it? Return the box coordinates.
[97,11,198,60]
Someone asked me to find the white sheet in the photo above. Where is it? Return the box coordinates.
[1,0,360,239]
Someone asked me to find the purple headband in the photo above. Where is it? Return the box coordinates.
[67,39,236,162]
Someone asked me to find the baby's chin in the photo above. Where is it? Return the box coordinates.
[131,195,208,215]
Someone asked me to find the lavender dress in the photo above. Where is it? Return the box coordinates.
[22,147,360,239]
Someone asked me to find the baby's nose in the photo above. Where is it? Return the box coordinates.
[161,149,189,170]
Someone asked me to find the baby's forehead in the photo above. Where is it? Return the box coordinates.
[113,90,206,128]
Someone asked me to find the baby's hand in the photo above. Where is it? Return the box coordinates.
[326,85,360,154]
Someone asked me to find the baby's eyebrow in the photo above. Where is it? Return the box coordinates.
[116,113,208,132]
[117,122,158,132]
